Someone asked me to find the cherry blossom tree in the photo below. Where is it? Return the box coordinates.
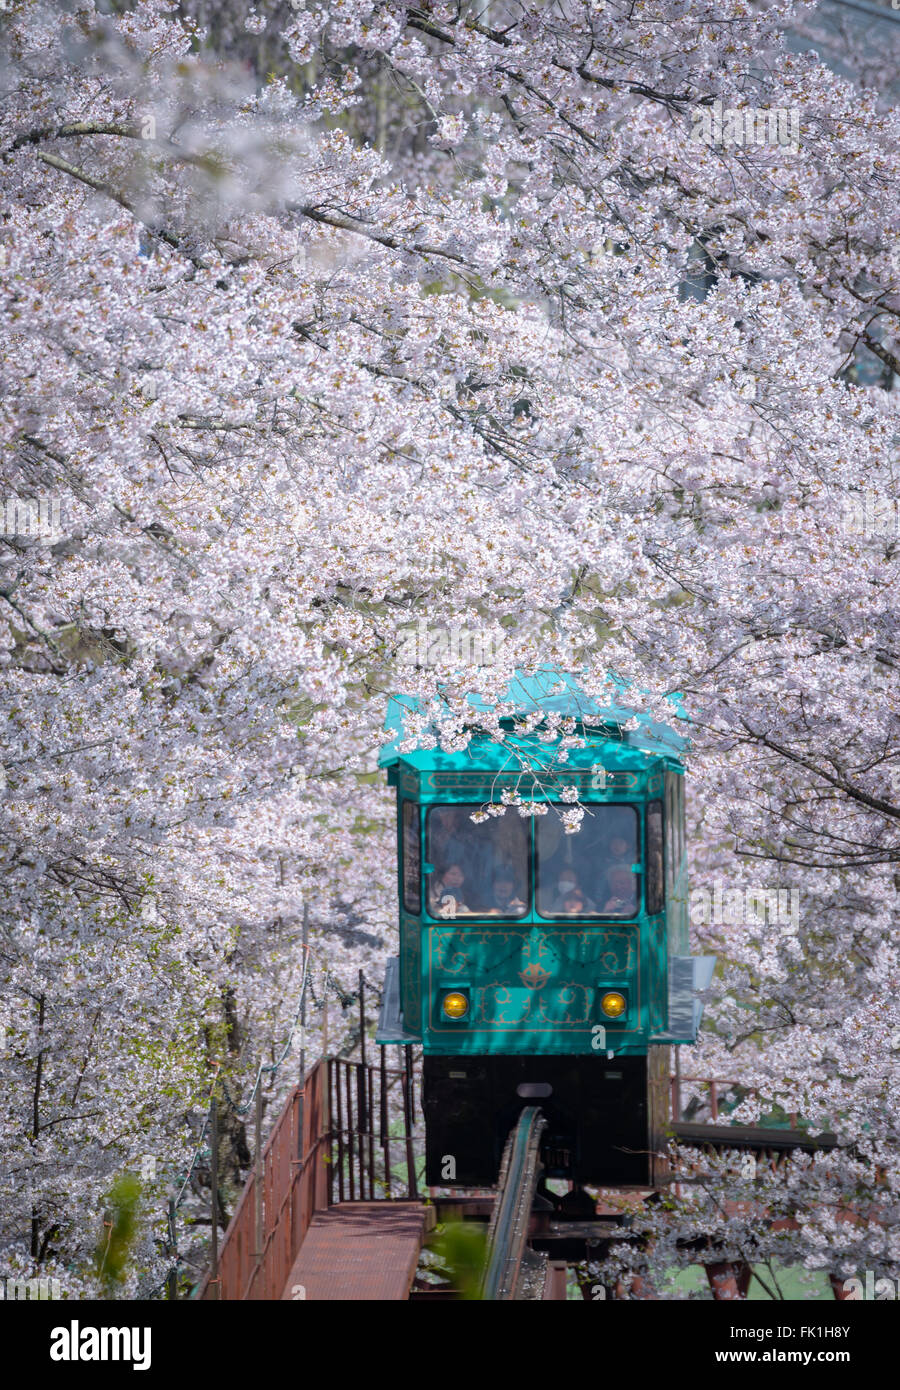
[1,0,898,1294]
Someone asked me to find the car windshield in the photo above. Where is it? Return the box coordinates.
[426,804,529,918]
[536,805,640,917]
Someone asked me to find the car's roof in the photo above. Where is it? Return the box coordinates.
[379,666,688,773]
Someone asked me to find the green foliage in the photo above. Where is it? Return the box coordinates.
[94,1173,143,1294]
[432,1221,488,1300]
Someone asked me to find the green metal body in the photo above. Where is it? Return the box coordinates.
[378,671,691,1059]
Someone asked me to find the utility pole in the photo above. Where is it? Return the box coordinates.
[300,905,309,1084]
[209,1097,219,1299]
[298,903,309,1165]
[254,1078,263,1281]
[166,1199,177,1300]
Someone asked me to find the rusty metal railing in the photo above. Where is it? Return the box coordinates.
[672,1075,798,1128]
[198,1059,328,1300]
[198,1045,420,1300]
[328,1044,419,1206]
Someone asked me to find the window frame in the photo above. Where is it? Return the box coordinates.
[645,798,664,915]
[423,801,532,920]
[664,769,684,897]
[534,801,642,921]
[401,799,421,915]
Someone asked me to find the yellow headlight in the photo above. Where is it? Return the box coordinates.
[600,991,627,1019]
[442,991,469,1020]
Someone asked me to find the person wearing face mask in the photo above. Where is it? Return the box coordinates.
[546,869,595,914]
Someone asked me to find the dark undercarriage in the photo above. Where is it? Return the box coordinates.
[422,1050,670,1189]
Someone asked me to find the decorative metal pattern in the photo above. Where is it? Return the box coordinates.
[401,914,421,1030]
[648,915,667,1033]
[428,924,639,1033]
[425,771,541,792]
[424,770,640,792]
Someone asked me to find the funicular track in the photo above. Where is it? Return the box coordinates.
[196,1054,858,1302]
[481,1107,548,1301]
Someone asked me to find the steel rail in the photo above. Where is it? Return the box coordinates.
[481,1106,547,1301]
[671,1121,839,1153]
